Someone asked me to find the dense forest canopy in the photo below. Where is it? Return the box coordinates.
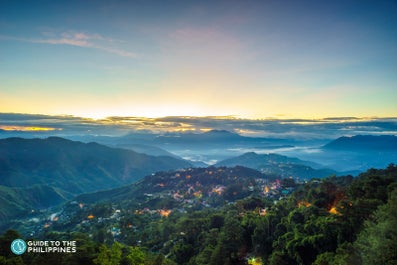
[1,164,396,265]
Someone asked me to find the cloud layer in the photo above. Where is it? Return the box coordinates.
[0,30,137,58]
[1,113,396,140]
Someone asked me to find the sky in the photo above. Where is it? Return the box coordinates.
[1,0,397,120]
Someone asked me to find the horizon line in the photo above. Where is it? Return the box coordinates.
[1,112,397,122]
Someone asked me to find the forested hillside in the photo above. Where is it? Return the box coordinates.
[0,137,192,223]
[1,165,396,264]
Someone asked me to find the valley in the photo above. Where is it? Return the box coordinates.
[0,131,396,265]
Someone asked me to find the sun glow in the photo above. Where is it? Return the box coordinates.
[0,125,60,132]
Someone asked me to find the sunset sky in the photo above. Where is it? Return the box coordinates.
[1,0,396,119]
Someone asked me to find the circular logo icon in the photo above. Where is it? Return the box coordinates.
[10,239,27,255]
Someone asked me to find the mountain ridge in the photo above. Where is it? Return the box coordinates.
[215,152,337,179]
[323,135,397,151]
[0,137,191,193]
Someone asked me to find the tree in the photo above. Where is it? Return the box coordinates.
[0,230,21,257]
[125,247,145,265]
[93,242,122,265]
[354,188,397,264]
[268,251,296,265]
[170,242,194,265]
[0,230,25,265]
[194,245,215,265]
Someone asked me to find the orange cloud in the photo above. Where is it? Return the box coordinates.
[0,125,60,132]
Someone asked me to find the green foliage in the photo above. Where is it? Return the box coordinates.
[125,247,145,265]
[0,230,21,258]
[170,242,194,265]
[0,185,66,225]
[313,242,361,265]
[93,242,122,265]
[354,188,397,265]
[0,256,24,265]
[1,165,396,265]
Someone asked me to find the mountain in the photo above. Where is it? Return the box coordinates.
[0,137,192,225]
[75,165,271,205]
[68,130,251,146]
[0,137,191,194]
[153,130,290,146]
[1,165,273,232]
[114,143,180,158]
[63,130,297,166]
[67,135,182,158]
[215,152,337,179]
[323,135,397,151]
[0,184,68,224]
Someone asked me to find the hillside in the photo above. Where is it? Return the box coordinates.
[0,137,192,225]
[216,152,336,179]
[75,165,271,205]
[2,165,278,234]
[0,137,191,194]
[5,165,395,265]
[0,184,68,224]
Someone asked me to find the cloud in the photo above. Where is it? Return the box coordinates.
[0,31,137,58]
[35,37,92,47]
[1,113,396,141]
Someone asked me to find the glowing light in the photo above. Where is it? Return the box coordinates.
[248,257,262,265]
[158,209,172,217]
[0,125,60,131]
[212,185,226,195]
[194,191,203,198]
[259,208,267,216]
[263,186,270,194]
[298,201,312,208]
[87,214,95,219]
[328,207,340,215]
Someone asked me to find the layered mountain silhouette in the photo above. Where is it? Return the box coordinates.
[86,129,292,148]
[323,135,397,151]
[0,137,192,222]
[0,137,192,192]
[216,152,336,179]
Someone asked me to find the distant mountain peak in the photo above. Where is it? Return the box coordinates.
[239,152,260,158]
[216,152,334,179]
[201,129,241,139]
[204,129,235,134]
[323,135,397,151]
